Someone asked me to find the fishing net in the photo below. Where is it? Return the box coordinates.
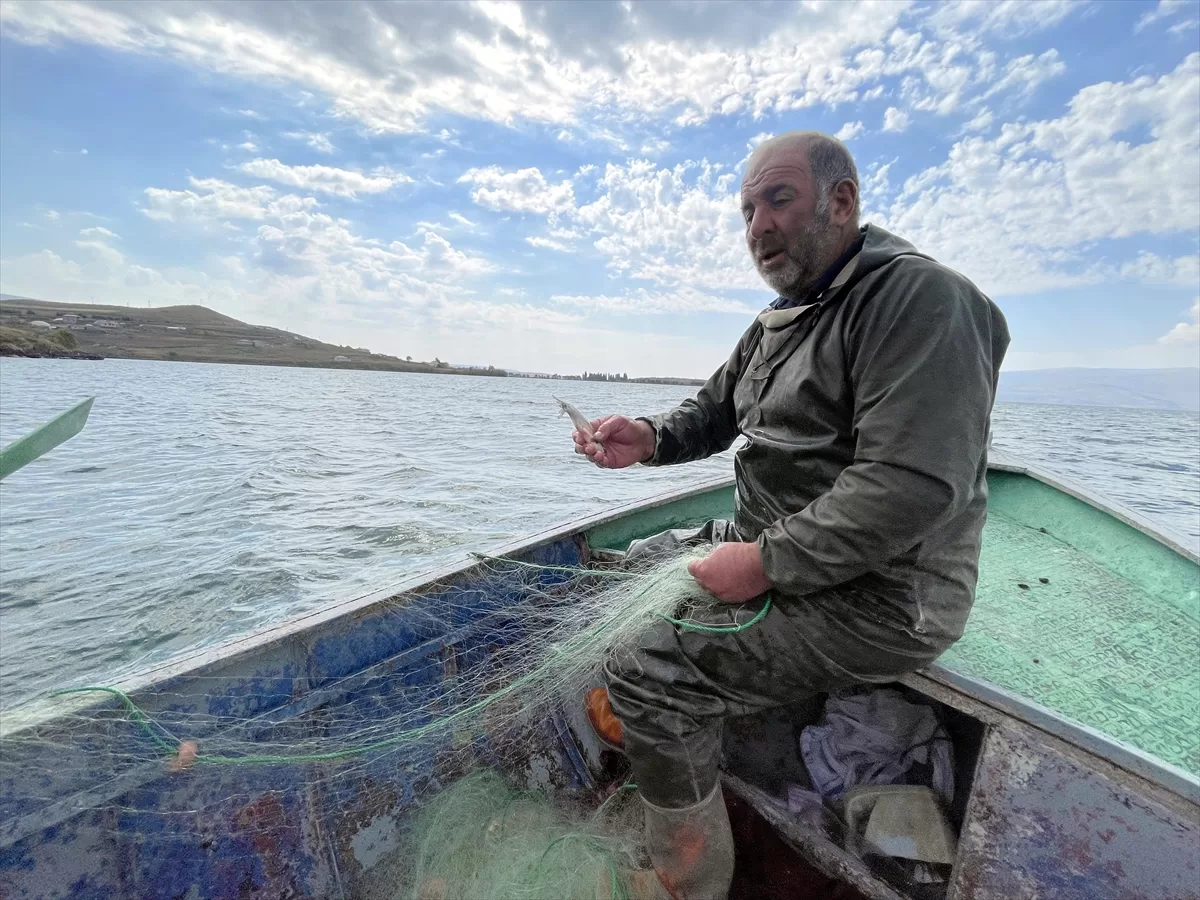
[401,771,643,900]
[0,543,761,898]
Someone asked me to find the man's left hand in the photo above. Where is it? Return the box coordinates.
[687,541,772,604]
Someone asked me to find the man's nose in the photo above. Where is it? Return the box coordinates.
[747,206,774,242]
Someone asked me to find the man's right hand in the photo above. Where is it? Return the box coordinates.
[573,416,656,469]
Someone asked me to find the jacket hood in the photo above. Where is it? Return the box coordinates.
[855,223,931,278]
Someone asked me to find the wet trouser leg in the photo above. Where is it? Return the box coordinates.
[603,591,945,808]
[602,524,948,899]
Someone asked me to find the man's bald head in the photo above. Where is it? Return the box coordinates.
[745,131,859,222]
[741,131,862,300]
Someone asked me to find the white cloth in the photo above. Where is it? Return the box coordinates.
[798,688,955,806]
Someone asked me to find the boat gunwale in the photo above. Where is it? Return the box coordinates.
[904,667,1200,808]
[986,449,1200,564]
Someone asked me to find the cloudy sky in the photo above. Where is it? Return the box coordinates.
[1,0,1197,377]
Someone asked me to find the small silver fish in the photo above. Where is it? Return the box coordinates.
[555,397,602,445]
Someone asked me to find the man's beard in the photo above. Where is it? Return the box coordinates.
[753,210,839,301]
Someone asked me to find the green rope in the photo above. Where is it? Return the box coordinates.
[50,685,178,755]
[657,595,772,634]
[50,591,634,767]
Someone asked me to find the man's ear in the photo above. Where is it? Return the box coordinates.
[830,179,859,227]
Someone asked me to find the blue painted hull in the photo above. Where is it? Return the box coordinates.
[0,536,598,899]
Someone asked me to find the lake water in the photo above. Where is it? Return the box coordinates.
[1,358,1198,707]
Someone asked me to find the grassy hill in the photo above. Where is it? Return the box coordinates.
[0,299,506,377]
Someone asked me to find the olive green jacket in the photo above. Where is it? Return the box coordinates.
[644,224,1011,646]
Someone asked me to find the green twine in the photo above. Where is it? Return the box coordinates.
[52,660,551,767]
[50,685,178,754]
[49,555,770,768]
[657,595,772,634]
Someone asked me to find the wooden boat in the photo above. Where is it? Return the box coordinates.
[2,453,1197,899]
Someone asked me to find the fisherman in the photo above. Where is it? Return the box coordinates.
[573,131,1010,900]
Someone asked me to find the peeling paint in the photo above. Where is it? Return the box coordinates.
[350,815,399,871]
[952,728,1199,900]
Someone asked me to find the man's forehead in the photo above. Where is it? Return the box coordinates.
[741,156,812,197]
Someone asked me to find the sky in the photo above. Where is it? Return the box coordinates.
[0,0,1198,378]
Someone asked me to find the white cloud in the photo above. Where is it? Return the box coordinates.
[961,107,994,133]
[1168,17,1199,34]
[142,177,294,223]
[1159,298,1200,344]
[640,138,671,155]
[282,130,335,154]
[458,53,1200,318]
[0,0,999,136]
[882,107,911,132]
[747,132,774,151]
[927,0,1084,38]
[80,148,88,155]
[875,54,1200,297]
[43,209,60,221]
[448,212,477,229]
[525,236,572,252]
[835,121,865,141]
[1136,0,1188,32]
[238,158,411,198]
[1118,252,1200,288]
[78,226,119,240]
[983,50,1065,99]
[478,158,761,297]
[238,141,259,152]
[4,171,504,355]
[458,166,575,215]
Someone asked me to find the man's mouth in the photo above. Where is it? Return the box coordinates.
[758,249,786,268]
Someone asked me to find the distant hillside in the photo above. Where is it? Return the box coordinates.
[0,299,506,377]
[998,368,1199,412]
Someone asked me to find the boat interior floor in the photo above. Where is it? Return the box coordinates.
[946,512,1198,776]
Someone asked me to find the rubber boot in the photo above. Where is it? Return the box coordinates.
[641,784,735,900]
[585,686,625,750]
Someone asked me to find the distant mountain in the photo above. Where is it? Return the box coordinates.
[0,298,506,377]
[998,368,1199,412]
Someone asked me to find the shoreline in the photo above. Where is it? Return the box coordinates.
[0,351,708,384]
